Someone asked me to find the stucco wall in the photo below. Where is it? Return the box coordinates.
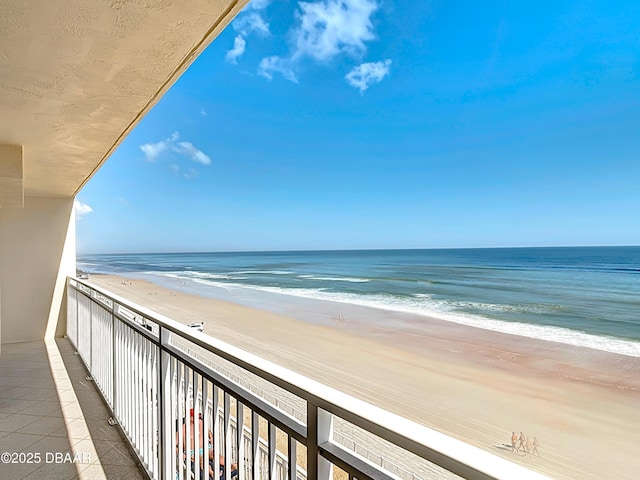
[0,196,76,346]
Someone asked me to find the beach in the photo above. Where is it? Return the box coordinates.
[87,274,640,480]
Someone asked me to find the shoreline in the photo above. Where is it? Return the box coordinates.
[110,271,640,394]
[85,273,640,480]
[118,269,640,358]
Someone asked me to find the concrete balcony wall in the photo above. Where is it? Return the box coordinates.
[0,196,76,348]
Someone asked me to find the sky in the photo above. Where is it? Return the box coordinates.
[76,0,640,254]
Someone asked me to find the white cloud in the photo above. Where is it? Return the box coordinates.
[117,197,129,206]
[140,132,212,168]
[345,59,392,93]
[227,0,271,65]
[174,142,212,166]
[292,0,378,62]
[170,164,180,174]
[200,109,207,116]
[226,35,247,64]
[257,0,381,83]
[233,12,270,37]
[258,56,298,82]
[74,200,93,219]
[184,168,199,179]
[140,131,179,161]
[247,0,271,10]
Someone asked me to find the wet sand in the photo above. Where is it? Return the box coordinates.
[86,274,640,479]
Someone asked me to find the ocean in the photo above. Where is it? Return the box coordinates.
[78,246,640,357]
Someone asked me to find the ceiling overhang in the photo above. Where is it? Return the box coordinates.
[0,0,248,205]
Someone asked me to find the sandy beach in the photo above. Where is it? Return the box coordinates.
[87,274,640,479]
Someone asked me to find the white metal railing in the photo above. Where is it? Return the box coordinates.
[176,384,307,480]
[66,277,551,480]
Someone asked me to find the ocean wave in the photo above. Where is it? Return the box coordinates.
[448,300,565,315]
[229,270,293,275]
[162,271,232,280]
[190,281,640,358]
[298,275,370,283]
[140,270,640,358]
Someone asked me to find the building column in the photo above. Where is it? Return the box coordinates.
[0,195,76,348]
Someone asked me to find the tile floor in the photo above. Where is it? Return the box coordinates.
[0,338,149,479]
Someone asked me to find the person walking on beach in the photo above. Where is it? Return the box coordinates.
[532,436,540,457]
[525,437,533,458]
[517,432,526,452]
[511,432,518,452]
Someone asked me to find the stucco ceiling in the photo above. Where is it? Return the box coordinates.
[0,0,247,201]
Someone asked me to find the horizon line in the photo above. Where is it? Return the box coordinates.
[77,244,640,256]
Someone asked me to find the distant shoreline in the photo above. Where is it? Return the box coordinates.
[79,244,640,256]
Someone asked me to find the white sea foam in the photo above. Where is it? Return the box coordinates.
[298,275,370,283]
[198,280,640,357]
[444,299,562,315]
[163,271,232,280]
[151,271,640,358]
[78,262,99,267]
[230,270,293,275]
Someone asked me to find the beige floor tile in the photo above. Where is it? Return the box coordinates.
[84,440,117,463]
[0,387,24,399]
[51,418,91,440]
[48,426,75,440]
[76,463,109,480]
[0,398,32,414]
[58,389,83,403]
[17,400,65,417]
[0,367,20,377]
[0,413,41,433]
[14,387,56,402]
[97,444,137,466]
[0,376,25,388]
[20,435,77,455]
[13,376,56,389]
[71,438,101,462]
[22,461,85,480]
[53,379,74,390]
[60,403,85,419]
[82,420,126,442]
[0,457,42,479]
[0,432,42,453]
[0,340,148,479]
[98,463,149,480]
[17,415,67,436]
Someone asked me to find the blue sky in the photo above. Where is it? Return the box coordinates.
[77,0,640,254]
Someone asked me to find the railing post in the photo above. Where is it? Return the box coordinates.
[111,303,117,416]
[75,282,79,346]
[224,392,232,480]
[89,290,93,372]
[160,326,172,480]
[307,403,333,480]
[287,436,297,480]
[251,411,259,480]
[237,401,245,480]
[317,409,333,480]
[268,422,276,480]
[306,402,318,480]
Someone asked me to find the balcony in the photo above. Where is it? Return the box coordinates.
[0,339,147,479]
[24,277,547,480]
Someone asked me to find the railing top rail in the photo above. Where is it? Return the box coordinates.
[70,277,550,480]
